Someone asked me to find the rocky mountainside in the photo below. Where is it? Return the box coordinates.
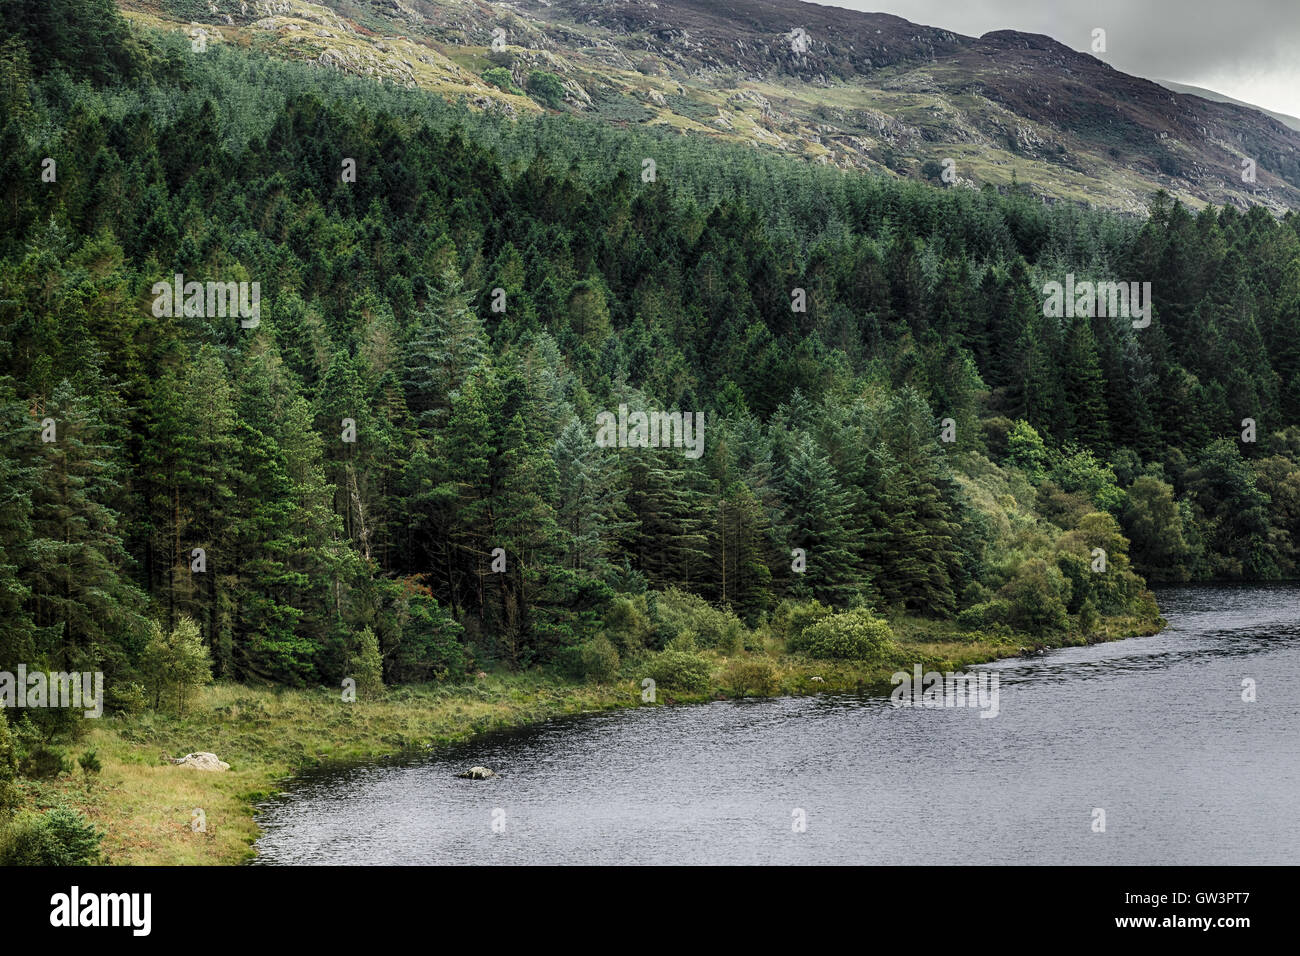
[119,0,1300,213]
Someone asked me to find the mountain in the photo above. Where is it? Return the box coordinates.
[1156,80,1300,134]
[118,0,1300,214]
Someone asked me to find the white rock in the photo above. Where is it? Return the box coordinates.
[170,752,230,771]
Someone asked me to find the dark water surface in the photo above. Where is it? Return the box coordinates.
[253,585,1300,864]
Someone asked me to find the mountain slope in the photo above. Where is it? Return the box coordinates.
[1156,80,1300,133]
[118,0,1300,213]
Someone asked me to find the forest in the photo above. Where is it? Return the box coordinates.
[0,0,1297,721]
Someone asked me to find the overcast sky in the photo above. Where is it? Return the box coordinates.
[807,0,1300,119]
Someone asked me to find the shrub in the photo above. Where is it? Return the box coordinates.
[1078,599,1100,635]
[651,588,744,652]
[481,66,520,94]
[665,629,698,652]
[562,637,621,682]
[106,680,147,716]
[0,709,19,817]
[722,657,778,697]
[20,744,70,780]
[999,558,1071,634]
[644,649,712,692]
[605,594,651,653]
[771,598,832,644]
[0,805,103,865]
[791,608,895,661]
[78,748,102,775]
[391,593,464,682]
[349,626,384,696]
[140,615,212,715]
[956,599,1010,630]
[526,70,565,108]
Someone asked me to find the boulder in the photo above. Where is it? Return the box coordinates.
[169,752,230,771]
[456,766,496,779]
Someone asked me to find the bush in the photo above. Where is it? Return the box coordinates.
[0,709,19,817]
[561,637,621,682]
[106,680,147,716]
[349,626,384,696]
[526,70,566,109]
[651,588,744,652]
[790,608,895,661]
[0,805,103,865]
[644,649,712,692]
[20,744,70,780]
[390,593,464,682]
[605,594,651,653]
[956,599,1010,630]
[1078,599,1100,635]
[481,66,521,94]
[722,657,778,697]
[999,558,1071,634]
[140,615,212,715]
[771,598,832,644]
[664,628,697,652]
[78,748,101,775]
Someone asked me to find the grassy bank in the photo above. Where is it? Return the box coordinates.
[13,613,1162,865]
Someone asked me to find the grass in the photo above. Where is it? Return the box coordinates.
[12,611,1162,865]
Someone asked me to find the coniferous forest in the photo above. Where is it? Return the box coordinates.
[0,0,1298,869]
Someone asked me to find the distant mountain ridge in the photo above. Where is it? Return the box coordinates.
[118,0,1300,213]
[1155,80,1300,133]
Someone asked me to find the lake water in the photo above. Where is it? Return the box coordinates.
[252,584,1300,865]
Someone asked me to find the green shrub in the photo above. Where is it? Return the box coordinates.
[956,599,1010,630]
[141,615,213,715]
[526,70,565,108]
[771,598,832,643]
[481,66,521,94]
[390,593,465,683]
[791,607,895,661]
[0,805,103,865]
[0,709,19,817]
[665,628,698,652]
[78,748,102,775]
[1078,598,1100,635]
[106,680,147,716]
[591,88,654,123]
[999,558,1071,634]
[722,657,778,697]
[605,594,651,653]
[349,626,384,695]
[644,649,712,692]
[651,588,744,652]
[561,636,621,682]
[20,744,70,780]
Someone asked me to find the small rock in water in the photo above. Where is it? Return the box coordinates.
[456,766,496,779]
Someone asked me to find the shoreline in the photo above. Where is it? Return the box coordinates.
[25,613,1163,865]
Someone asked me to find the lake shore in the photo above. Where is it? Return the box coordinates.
[21,613,1162,865]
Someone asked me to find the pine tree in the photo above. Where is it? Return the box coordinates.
[779,433,862,607]
[27,380,149,672]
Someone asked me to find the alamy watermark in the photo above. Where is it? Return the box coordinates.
[151,274,260,328]
[1042,273,1150,329]
[0,665,104,718]
[890,664,999,718]
[595,404,704,459]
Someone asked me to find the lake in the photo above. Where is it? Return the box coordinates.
[252,584,1300,865]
